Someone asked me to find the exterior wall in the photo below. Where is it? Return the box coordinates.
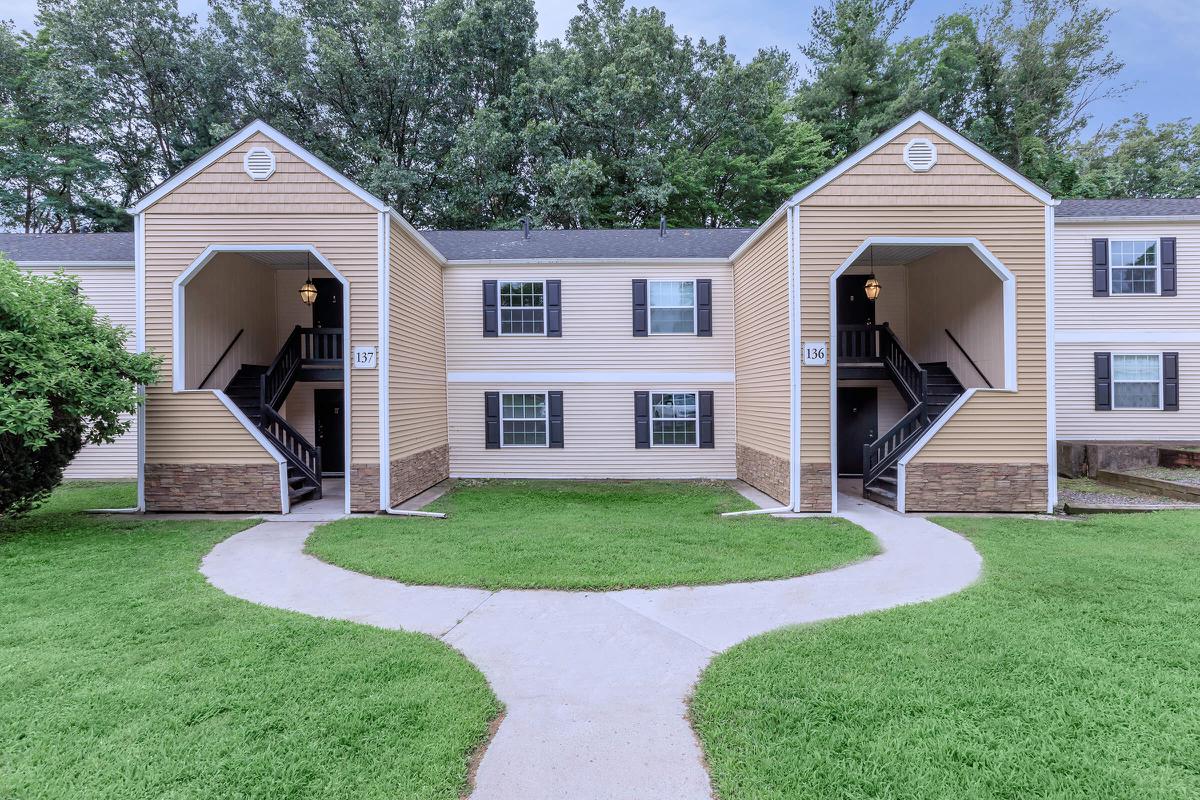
[144,463,281,512]
[798,121,1049,512]
[23,265,138,479]
[905,247,1004,388]
[730,217,790,503]
[839,380,908,432]
[448,383,736,479]
[844,263,908,339]
[142,130,381,511]
[1055,219,1199,440]
[388,220,449,504]
[904,462,1047,512]
[183,253,277,389]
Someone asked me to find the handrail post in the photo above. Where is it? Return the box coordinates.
[258,374,267,425]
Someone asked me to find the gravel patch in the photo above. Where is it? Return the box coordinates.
[1126,466,1200,486]
[1058,478,1198,508]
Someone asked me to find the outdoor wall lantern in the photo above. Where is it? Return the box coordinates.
[299,253,318,305]
[864,274,881,301]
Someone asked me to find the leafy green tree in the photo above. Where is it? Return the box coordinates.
[0,259,159,516]
[1070,115,1200,198]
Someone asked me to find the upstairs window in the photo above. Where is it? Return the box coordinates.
[1110,240,1158,295]
[1111,354,1162,409]
[648,280,696,334]
[501,392,548,446]
[651,392,698,446]
[500,281,545,335]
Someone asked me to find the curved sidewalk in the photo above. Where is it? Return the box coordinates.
[200,492,982,800]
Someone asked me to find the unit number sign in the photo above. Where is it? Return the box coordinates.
[353,346,378,369]
[803,341,828,366]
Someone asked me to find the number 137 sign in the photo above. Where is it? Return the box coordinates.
[353,346,378,369]
[803,341,828,366]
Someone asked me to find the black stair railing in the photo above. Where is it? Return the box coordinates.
[862,403,929,488]
[837,324,879,361]
[877,323,927,407]
[261,326,303,411]
[260,405,322,497]
[300,327,343,363]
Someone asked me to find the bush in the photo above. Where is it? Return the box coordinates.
[0,258,158,516]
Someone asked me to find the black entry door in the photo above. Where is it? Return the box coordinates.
[836,274,875,326]
[312,278,343,329]
[838,387,878,477]
[314,389,344,474]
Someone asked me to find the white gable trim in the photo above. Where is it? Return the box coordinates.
[128,119,389,215]
[386,209,449,266]
[789,111,1055,208]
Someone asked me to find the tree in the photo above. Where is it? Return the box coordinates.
[0,259,159,516]
[1070,115,1200,198]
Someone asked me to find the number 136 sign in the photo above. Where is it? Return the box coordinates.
[803,341,828,366]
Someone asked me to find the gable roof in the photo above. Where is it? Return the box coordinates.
[1057,198,1200,220]
[424,228,755,261]
[0,232,134,264]
[128,119,389,215]
[789,111,1055,207]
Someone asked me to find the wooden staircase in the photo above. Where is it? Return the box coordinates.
[222,326,343,507]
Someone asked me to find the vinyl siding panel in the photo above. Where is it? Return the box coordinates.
[22,266,138,478]
[182,253,278,390]
[142,129,379,468]
[1056,343,1195,439]
[731,217,790,461]
[449,383,735,478]
[799,122,1048,467]
[389,221,448,460]
[444,263,734,372]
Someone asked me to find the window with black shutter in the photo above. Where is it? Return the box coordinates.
[634,391,650,447]
[482,281,499,336]
[1164,352,1180,411]
[1161,238,1177,296]
[1094,352,1111,411]
[1092,239,1108,297]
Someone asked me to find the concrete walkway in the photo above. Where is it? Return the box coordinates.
[200,492,981,800]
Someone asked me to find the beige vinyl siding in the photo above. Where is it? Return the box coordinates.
[24,266,138,478]
[389,220,448,461]
[183,253,277,389]
[1055,221,1200,330]
[444,264,734,372]
[1056,343,1194,440]
[448,383,735,478]
[731,217,790,461]
[798,122,1048,467]
[142,130,379,467]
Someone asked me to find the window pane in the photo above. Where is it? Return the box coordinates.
[502,393,546,419]
[652,420,697,446]
[649,308,694,334]
[652,392,697,419]
[1114,382,1159,409]
[1111,267,1157,294]
[502,420,547,446]
[1111,240,1157,267]
[1113,355,1160,382]
[500,281,544,308]
[649,281,694,307]
[500,307,545,334]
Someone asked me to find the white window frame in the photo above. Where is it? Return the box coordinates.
[498,279,547,336]
[499,390,550,447]
[1107,239,1160,296]
[647,279,697,335]
[1111,352,1164,411]
[648,389,700,448]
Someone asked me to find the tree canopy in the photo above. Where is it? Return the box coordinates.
[0,0,1194,233]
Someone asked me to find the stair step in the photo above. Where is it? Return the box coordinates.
[289,485,317,503]
[863,484,898,509]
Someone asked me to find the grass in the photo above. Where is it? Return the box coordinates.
[692,511,1200,800]
[1059,475,1142,498]
[307,480,877,591]
[1,482,500,800]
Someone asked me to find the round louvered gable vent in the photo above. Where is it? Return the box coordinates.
[243,146,276,180]
[903,138,937,172]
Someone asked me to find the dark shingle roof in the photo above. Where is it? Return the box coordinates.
[0,233,135,263]
[1057,199,1200,218]
[421,228,756,260]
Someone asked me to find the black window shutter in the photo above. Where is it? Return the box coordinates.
[546,280,562,337]
[1094,352,1111,411]
[1161,238,1177,296]
[485,392,501,448]
[548,390,564,446]
[634,391,650,448]
[632,279,648,336]
[696,279,712,336]
[483,280,499,337]
[1092,239,1109,297]
[698,390,715,448]
[1164,352,1179,411]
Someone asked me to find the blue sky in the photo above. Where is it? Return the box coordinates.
[4,0,1196,132]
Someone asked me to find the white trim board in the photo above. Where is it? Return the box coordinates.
[1056,329,1200,343]
[1055,215,1200,224]
[443,257,731,267]
[448,370,735,384]
[14,260,135,269]
[212,389,291,514]
[134,214,146,511]
[378,211,391,510]
[1044,205,1057,513]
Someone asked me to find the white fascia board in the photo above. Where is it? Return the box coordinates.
[14,260,135,268]
[1056,329,1200,343]
[128,119,388,215]
[385,208,449,266]
[443,257,732,267]
[787,112,1055,208]
[1055,215,1200,225]
[448,370,735,383]
[728,204,788,263]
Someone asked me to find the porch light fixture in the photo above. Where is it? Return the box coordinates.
[299,253,318,306]
[864,275,881,301]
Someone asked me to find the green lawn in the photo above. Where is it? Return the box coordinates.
[307,480,877,591]
[1,482,500,800]
[692,511,1200,800]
